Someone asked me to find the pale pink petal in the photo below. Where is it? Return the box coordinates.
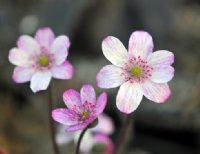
[96,92,107,115]
[17,35,39,52]
[63,89,81,109]
[128,31,153,59]
[142,80,171,103]
[8,48,32,67]
[148,50,174,67]
[30,71,52,93]
[56,125,74,145]
[52,108,79,125]
[66,122,89,132]
[50,35,70,65]
[102,36,128,67]
[116,82,143,114]
[13,67,35,83]
[34,27,55,48]
[80,84,96,104]
[150,66,175,83]
[78,131,94,153]
[92,114,114,134]
[96,65,125,88]
[51,60,74,79]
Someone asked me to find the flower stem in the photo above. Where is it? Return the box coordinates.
[113,114,133,154]
[48,84,60,154]
[75,126,89,154]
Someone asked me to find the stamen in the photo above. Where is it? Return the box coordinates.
[130,66,143,77]
[121,56,153,83]
[38,56,49,67]
[80,110,90,120]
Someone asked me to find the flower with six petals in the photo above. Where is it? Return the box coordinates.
[96,31,175,114]
[52,84,107,132]
[8,27,74,92]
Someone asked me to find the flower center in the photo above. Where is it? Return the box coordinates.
[80,110,90,120]
[130,66,143,77]
[38,56,49,67]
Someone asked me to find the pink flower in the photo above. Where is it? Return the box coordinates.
[96,31,175,114]
[94,133,114,153]
[55,114,114,154]
[8,27,74,93]
[52,84,107,132]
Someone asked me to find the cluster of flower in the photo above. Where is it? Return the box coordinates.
[8,27,174,153]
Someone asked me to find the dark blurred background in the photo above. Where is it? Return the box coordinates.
[1,0,200,153]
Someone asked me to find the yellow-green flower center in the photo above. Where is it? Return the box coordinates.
[130,66,143,77]
[80,110,90,120]
[38,56,49,67]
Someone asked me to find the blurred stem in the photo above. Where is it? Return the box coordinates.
[113,113,133,154]
[48,83,60,154]
[75,126,89,154]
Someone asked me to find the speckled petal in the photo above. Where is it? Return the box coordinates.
[116,82,143,114]
[80,84,96,104]
[128,31,153,59]
[142,80,171,103]
[96,92,107,115]
[65,122,90,132]
[52,108,79,125]
[63,89,81,109]
[34,27,55,48]
[30,71,52,93]
[96,65,125,88]
[51,60,74,79]
[102,36,128,67]
[51,35,70,65]
[13,67,35,83]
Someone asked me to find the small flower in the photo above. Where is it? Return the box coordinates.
[96,31,175,114]
[8,27,74,93]
[52,84,107,132]
[55,114,114,154]
[93,133,114,153]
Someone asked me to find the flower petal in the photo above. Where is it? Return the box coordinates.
[148,50,174,67]
[96,92,107,115]
[63,89,81,109]
[51,60,74,79]
[116,82,143,114]
[80,84,96,104]
[128,31,153,59]
[52,108,78,125]
[91,114,114,135]
[66,122,89,132]
[51,35,70,65]
[102,36,128,67]
[142,80,171,103]
[30,71,51,93]
[96,65,125,88]
[17,35,39,52]
[150,66,175,83]
[56,125,74,145]
[34,27,55,48]
[13,67,35,83]
[8,48,32,67]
